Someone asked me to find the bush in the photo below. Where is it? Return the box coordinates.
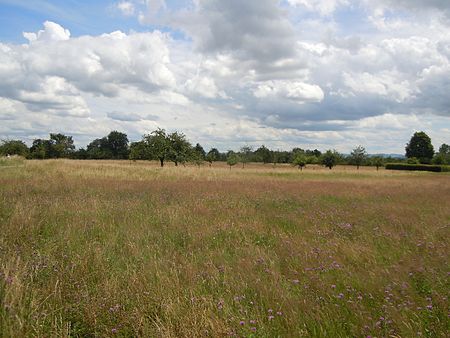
[385,163,449,172]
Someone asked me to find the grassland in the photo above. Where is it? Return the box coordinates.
[0,160,449,337]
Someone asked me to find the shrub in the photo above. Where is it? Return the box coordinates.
[385,163,449,172]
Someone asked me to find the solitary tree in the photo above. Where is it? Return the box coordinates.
[405,131,434,164]
[292,153,307,171]
[371,156,384,171]
[321,150,340,169]
[144,128,171,167]
[240,145,253,168]
[168,131,191,166]
[226,152,238,170]
[350,145,368,170]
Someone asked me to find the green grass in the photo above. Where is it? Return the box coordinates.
[0,160,449,337]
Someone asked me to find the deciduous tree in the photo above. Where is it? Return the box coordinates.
[350,145,367,170]
[405,131,434,164]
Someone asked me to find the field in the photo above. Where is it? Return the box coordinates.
[0,160,449,337]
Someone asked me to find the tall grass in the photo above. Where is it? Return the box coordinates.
[0,160,449,337]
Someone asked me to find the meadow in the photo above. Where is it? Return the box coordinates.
[0,160,449,337]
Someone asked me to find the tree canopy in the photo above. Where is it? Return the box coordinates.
[350,145,368,169]
[321,150,340,169]
[405,131,434,164]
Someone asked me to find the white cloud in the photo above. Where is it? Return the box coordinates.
[343,71,415,103]
[116,1,135,16]
[253,80,324,103]
[23,21,70,42]
[287,0,349,16]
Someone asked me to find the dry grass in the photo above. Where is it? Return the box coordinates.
[0,160,449,337]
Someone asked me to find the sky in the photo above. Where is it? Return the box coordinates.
[0,0,449,153]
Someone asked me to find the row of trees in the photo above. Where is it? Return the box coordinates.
[1,130,449,168]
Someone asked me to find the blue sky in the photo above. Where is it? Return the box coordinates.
[0,0,449,152]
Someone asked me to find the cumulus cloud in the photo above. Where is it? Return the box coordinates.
[23,21,70,42]
[0,21,178,118]
[253,80,324,103]
[165,0,300,75]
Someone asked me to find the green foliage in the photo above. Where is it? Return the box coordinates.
[168,131,192,166]
[239,145,253,168]
[190,151,204,167]
[305,149,322,157]
[370,156,384,170]
[307,155,319,164]
[292,153,307,170]
[144,128,171,167]
[28,134,75,159]
[107,131,129,159]
[226,152,239,169]
[385,163,449,172]
[206,148,220,166]
[86,137,111,159]
[49,133,75,158]
[405,131,434,164]
[349,145,368,169]
[129,141,149,161]
[29,139,53,159]
[254,145,272,164]
[321,150,340,169]
[0,140,29,157]
[432,143,450,165]
[86,131,129,159]
[194,143,206,159]
[407,157,420,164]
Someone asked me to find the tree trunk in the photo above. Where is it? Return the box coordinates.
[175,161,178,167]
[357,165,360,170]
[160,158,164,167]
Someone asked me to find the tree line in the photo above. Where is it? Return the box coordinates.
[0,130,449,169]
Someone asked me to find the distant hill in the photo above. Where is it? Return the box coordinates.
[369,153,405,159]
